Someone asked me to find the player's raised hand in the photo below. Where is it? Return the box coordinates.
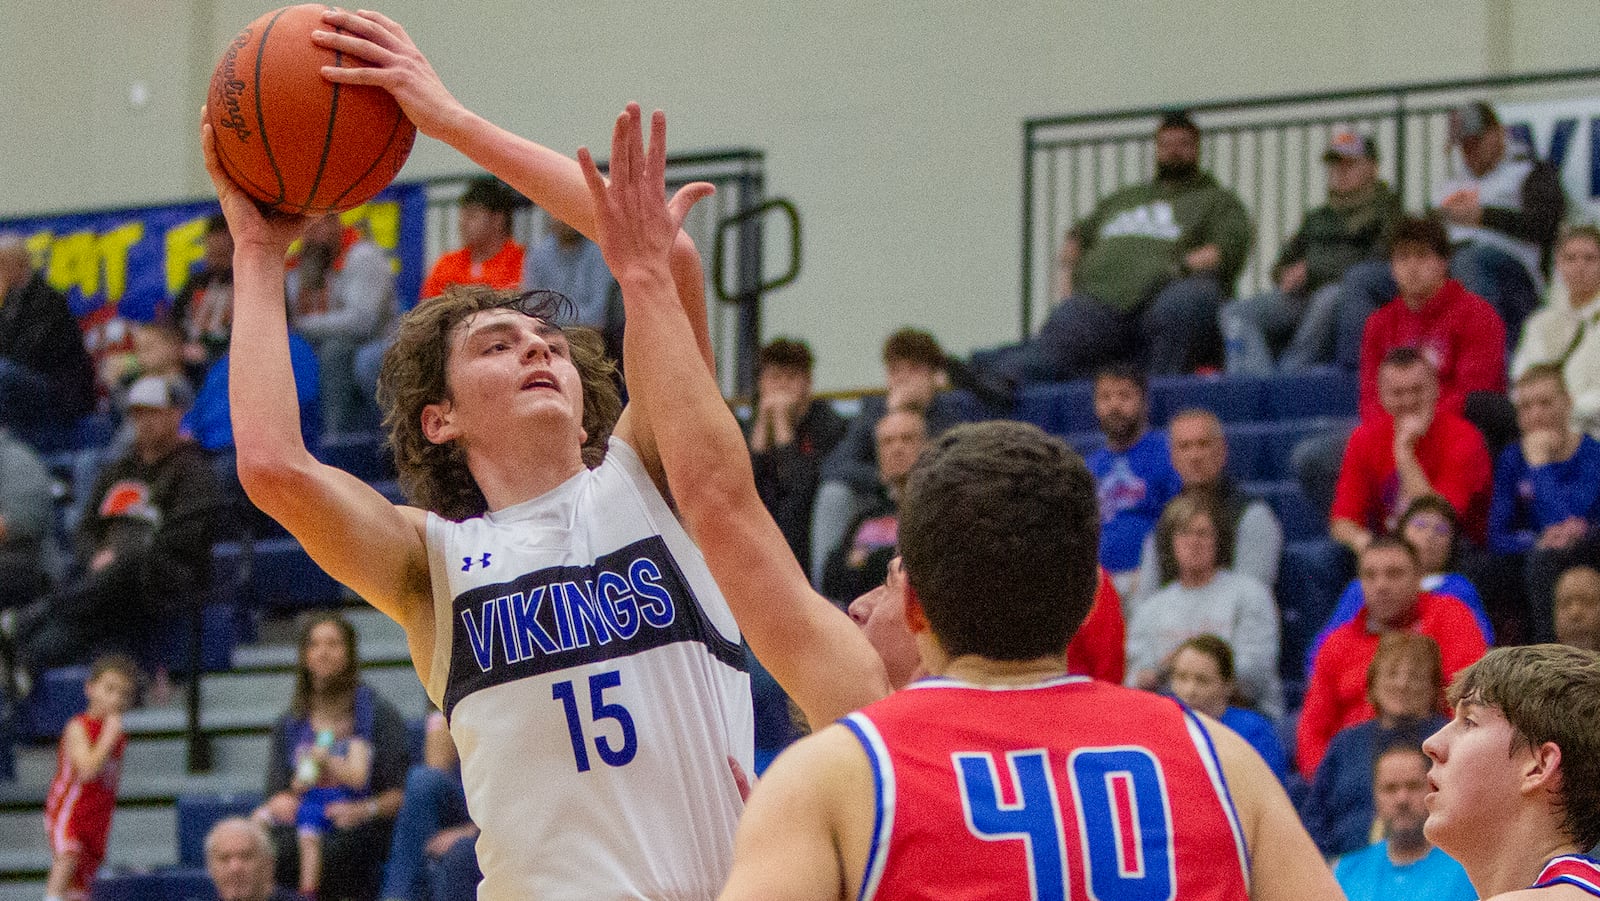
[312,9,466,139]
[200,109,307,255]
[577,104,713,288]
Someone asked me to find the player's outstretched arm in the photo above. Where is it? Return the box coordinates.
[313,8,716,480]
[201,117,434,663]
[578,105,891,728]
[719,726,870,901]
[1202,714,1346,901]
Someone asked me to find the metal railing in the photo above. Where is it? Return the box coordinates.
[1020,68,1600,337]
[423,148,775,396]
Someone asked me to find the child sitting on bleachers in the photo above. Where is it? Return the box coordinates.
[290,714,373,898]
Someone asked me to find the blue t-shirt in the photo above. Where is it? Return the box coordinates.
[1488,435,1600,555]
[1087,430,1180,572]
[1220,706,1288,786]
[184,334,322,452]
[1335,842,1476,901]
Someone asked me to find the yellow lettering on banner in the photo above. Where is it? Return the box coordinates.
[347,201,400,251]
[47,231,100,297]
[166,217,209,296]
[97,222,143,302]
[23,232,52,268]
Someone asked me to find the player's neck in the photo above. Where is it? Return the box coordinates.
[934,654,1069,687]
[1458,821,1581,898]
[467,438,586,512]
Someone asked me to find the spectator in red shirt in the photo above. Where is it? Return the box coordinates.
[1357,216,1506,422]
[1296,537,1486,776]
[1331,347,1492,552]
[420,176,527,299]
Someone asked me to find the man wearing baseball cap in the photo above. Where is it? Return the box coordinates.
[1224,128,1402,373]
[12,374,219,678]
[1434,101,1565,343]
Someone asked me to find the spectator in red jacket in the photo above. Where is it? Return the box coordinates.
[1332,347,1493,552]
[1357,216,1506,422]
[1297,537,1486,776]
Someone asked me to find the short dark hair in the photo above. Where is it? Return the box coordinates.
[1390,215,1451,259]
[1372,741,1431,783]
[1449,644,1600,849]
[758,337,814,375]
[881,327,945,370]
[1176,633,1235,683]
[1397,494,1462,569]
[1364,534,1421,569]
[1379,345,1434,373]
[459,176,524,231]
[899,422,1100,661]
[1157,109,1200,137]
[205,212,230,235]
[89,653,143,687]
[1515,362,1569,394]
[1093,362,1147,398]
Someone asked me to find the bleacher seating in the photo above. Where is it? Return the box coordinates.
[89,867,215,901]
[22,665,89,742]
[175,792,262,869]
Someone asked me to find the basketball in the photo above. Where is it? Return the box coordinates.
[206,4,416,215]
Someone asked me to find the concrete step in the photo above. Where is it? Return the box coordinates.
[232,632,411,671]
[0,734,270,805]
[0,881,46,901]
[117,664,427,738]
[0,805,176,874]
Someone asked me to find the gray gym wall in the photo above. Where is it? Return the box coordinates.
[0,0,1581,390]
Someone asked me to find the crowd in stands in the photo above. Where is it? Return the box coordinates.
[744,96,1597,893]
[0,95,1597,898]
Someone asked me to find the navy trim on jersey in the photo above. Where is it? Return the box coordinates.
[1534,854,1600,897]
[1182,707,1252,881]
[842,713,894,901]
[443,535,746,717]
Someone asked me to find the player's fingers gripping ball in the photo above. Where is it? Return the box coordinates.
[208,4,415,215]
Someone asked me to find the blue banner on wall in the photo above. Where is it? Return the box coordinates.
[0,182,427,350]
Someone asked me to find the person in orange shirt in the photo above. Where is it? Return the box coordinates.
[356,177,529,410]
[419,176,527,300]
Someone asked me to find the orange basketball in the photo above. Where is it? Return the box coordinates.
[207,4,416,215]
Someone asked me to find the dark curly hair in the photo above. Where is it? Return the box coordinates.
[377,286,621,521]
[899,421,1100,661]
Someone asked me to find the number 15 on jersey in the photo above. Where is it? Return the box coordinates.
[954,747,1176,901]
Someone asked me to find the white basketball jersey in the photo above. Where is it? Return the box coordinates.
[423,437,753,901]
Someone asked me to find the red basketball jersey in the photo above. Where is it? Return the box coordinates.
[1533,855,1600,897]
[44,714,125,854]
[844,675,1250,901]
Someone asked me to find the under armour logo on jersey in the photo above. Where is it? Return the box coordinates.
[462,553,492,572]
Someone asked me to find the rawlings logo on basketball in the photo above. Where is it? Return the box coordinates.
[215,29,254,141]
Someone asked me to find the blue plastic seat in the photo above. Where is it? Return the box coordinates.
[147,604,239,675]
[175,793,263,868]
[249,537,343,610]
[315,430,395,482]
[23,666,88,742]
[1150,374,1267,425]
[1220,423,1272,482]
[1264,368,1358,420]
[1275,538,1354,700]
[1015,381,1096,436]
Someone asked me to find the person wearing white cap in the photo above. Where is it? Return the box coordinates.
[12,373,219,679]
[1435,102,1568,347]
